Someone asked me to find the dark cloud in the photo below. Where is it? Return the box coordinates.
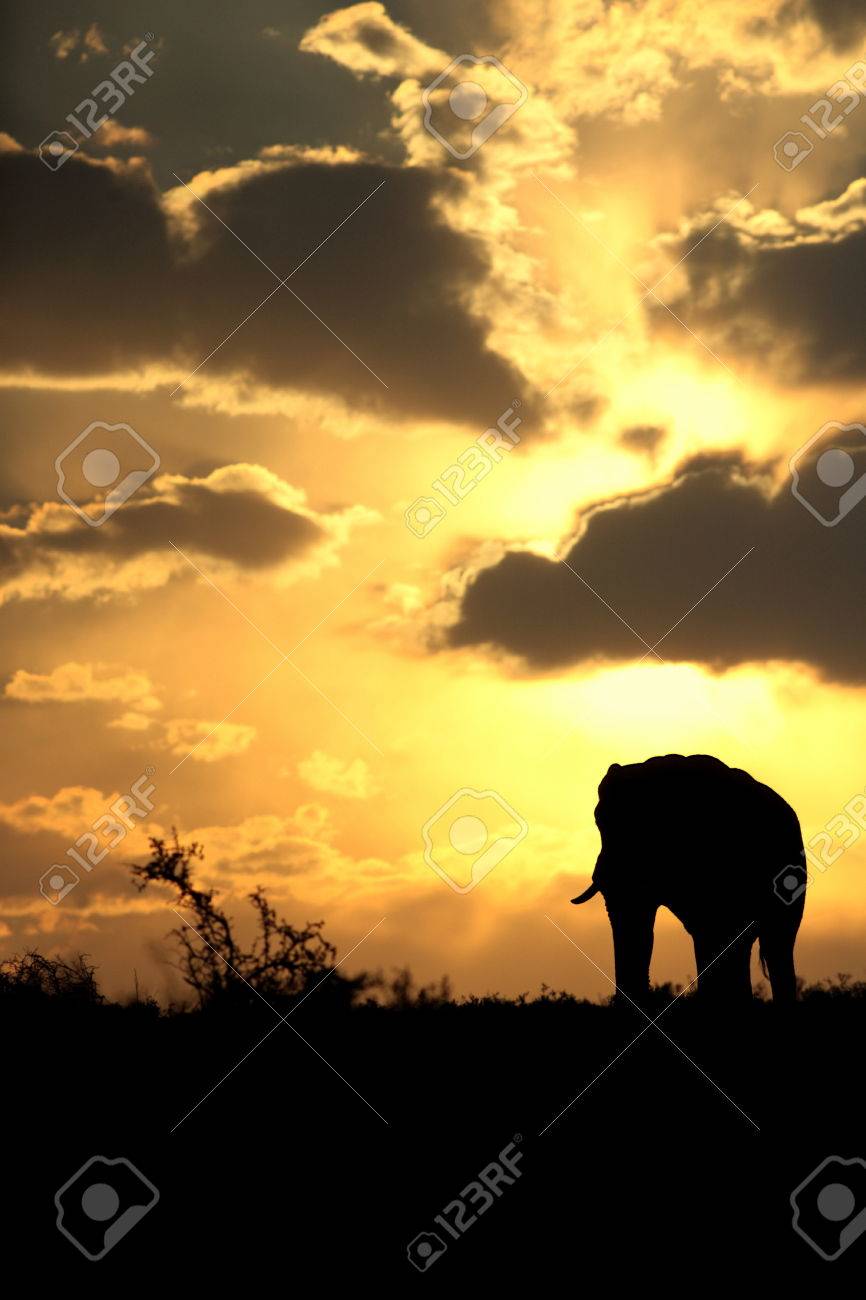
[392,0,504,60]
[0,149,532,424]
[0,152,177,375]
[1,1,393,179]
[673,448,776,477]
[178,157,531,422]
[443,443,866,683]
[356,20,412,60]
[43,483,323,569]
[647,194,866,384]
[0,467,345,604]
[3,1,501,184]
[775,0,866,50]
[619,425,665,456]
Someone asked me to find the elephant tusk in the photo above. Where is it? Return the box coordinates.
[570,883,599,904]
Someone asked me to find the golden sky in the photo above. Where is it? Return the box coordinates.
[2,0,866,1000]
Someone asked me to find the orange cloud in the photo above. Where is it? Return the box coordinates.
[297,751,380,798]
[164,719,257,764]
[4,662,161,712]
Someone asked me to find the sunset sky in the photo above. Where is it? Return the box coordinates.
[2,0,866,1002]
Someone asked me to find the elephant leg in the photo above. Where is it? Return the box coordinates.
[761,937,797,1004]
[606,903,657,1005]
[692,929,755,1005]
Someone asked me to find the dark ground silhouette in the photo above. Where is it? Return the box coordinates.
[6,829,866,1280]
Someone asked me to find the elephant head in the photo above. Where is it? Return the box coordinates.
[571,755,805,1005]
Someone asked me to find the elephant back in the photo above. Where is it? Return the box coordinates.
[592,753,802,908]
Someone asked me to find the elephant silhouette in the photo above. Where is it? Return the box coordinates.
[571,754,805,1004]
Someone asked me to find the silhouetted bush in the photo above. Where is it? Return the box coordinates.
[130,832,370,1009]
[373,967,453,1008]
[0,949,102,1004]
